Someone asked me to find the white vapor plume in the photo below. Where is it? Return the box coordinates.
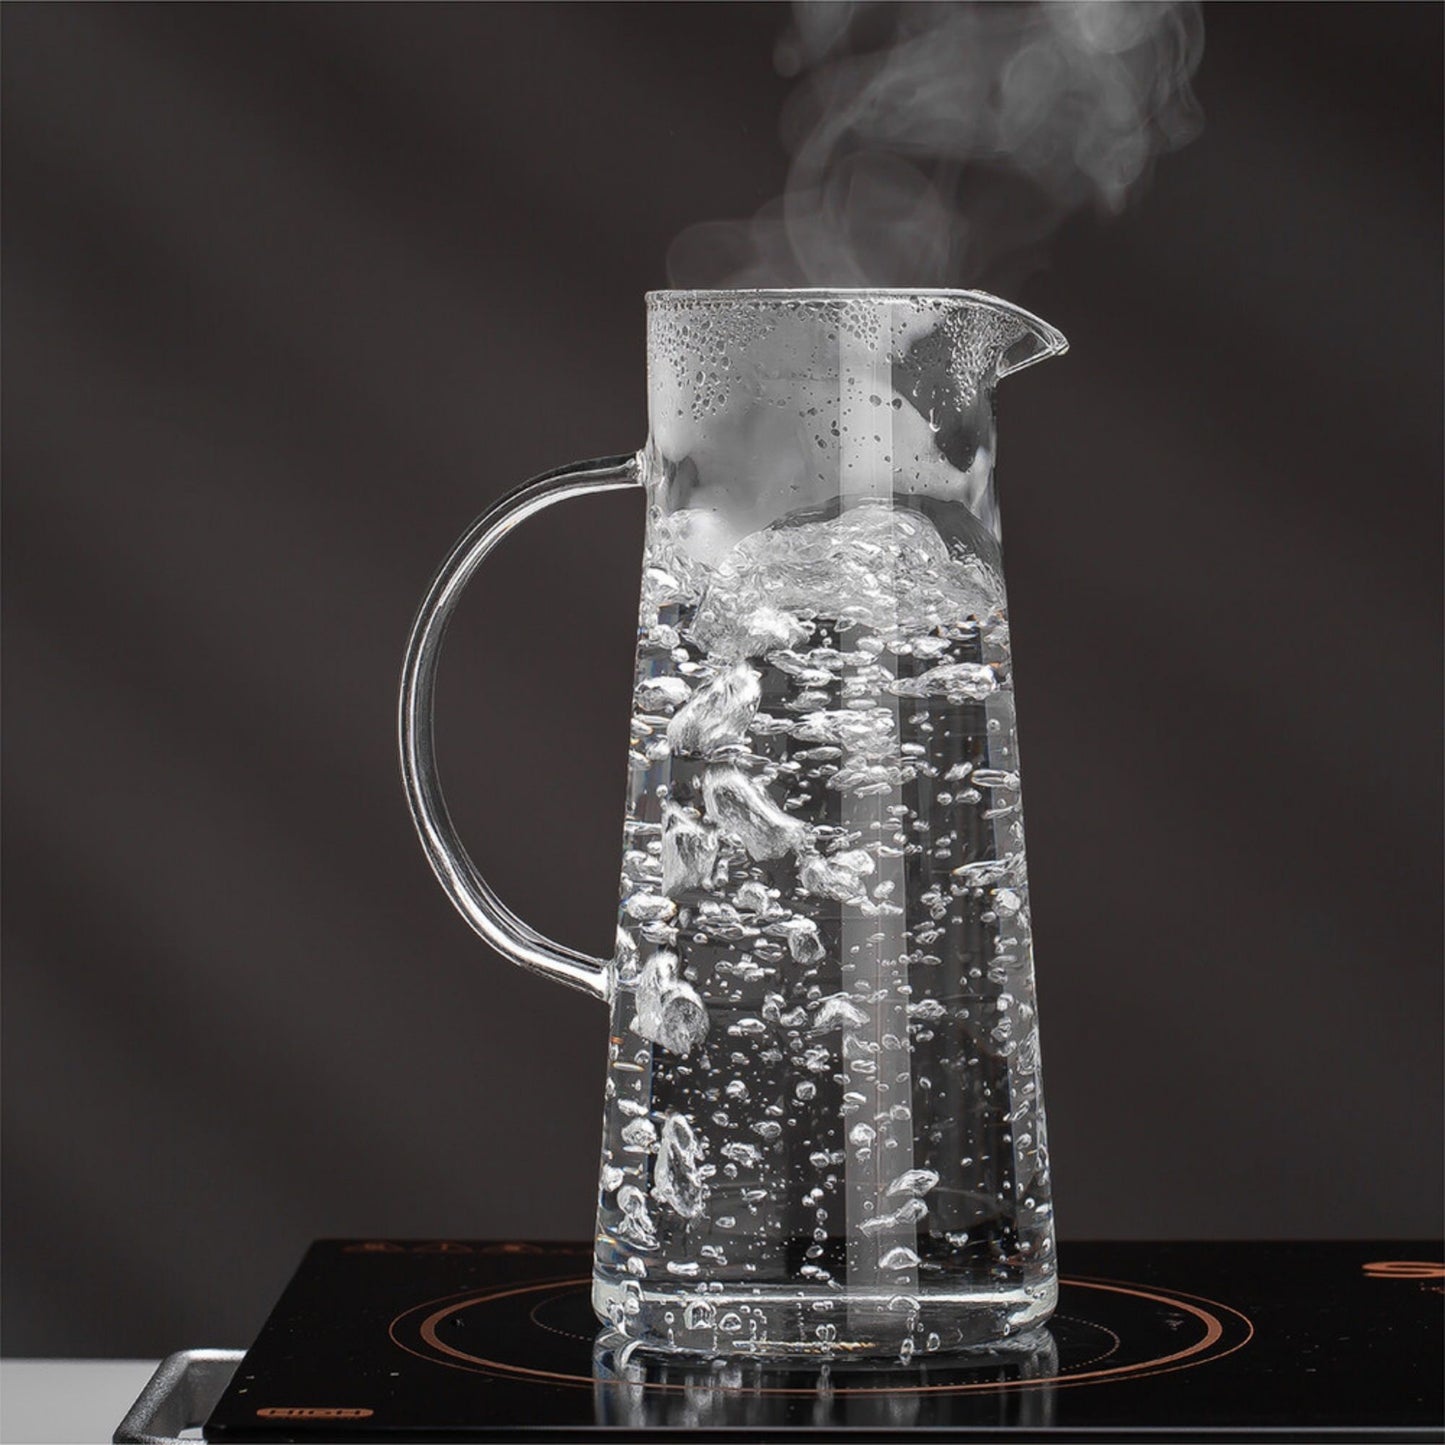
[668,1,1204,289]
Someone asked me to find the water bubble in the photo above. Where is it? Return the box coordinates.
[777,916,826,963]
[812,994,871,1031]
[703,765,808,861]
[620,1117,657,1151]
[652,1112,709,1219]
[887,1168,942,1196]
[888,662,998,703]
[798,849,874,902]
[906,998,947,1023]
[826,759,912,796]
[879,1246,921,1269]
[635,675,692,713]
[972,768,1020,790]
[641,622,681,652]
[632,950,710,1056]
[733,880,773,914]
[950,855,1022,888]
[667,663,761,756]
[728,1017,768,1037]
[616,1185,658,1248]
[661,803,721,896]
[624,892,677,923]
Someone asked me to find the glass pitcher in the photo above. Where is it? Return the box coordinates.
[400,289,1067,1357]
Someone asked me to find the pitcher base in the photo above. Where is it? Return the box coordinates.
[592,1273,1056,1358]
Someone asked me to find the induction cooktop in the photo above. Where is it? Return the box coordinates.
[122,1239,1443,1442]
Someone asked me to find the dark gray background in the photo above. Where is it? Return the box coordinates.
[3,2,1440,1359]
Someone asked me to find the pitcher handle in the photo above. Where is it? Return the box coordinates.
[398,454,644,1000]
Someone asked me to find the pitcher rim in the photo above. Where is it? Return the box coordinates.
[645,287,1068,365]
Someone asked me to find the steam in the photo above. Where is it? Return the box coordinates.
[667,0,1204,290]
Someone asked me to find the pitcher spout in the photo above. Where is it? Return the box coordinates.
[989,298,1069,378]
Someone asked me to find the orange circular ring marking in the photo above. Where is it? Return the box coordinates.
[1361,1260,1445,1280]
[387,1274,1254,1396]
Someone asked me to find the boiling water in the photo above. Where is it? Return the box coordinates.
[595,499,1054,1356]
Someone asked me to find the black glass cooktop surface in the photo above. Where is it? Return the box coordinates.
[203,1239,1443,1441]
